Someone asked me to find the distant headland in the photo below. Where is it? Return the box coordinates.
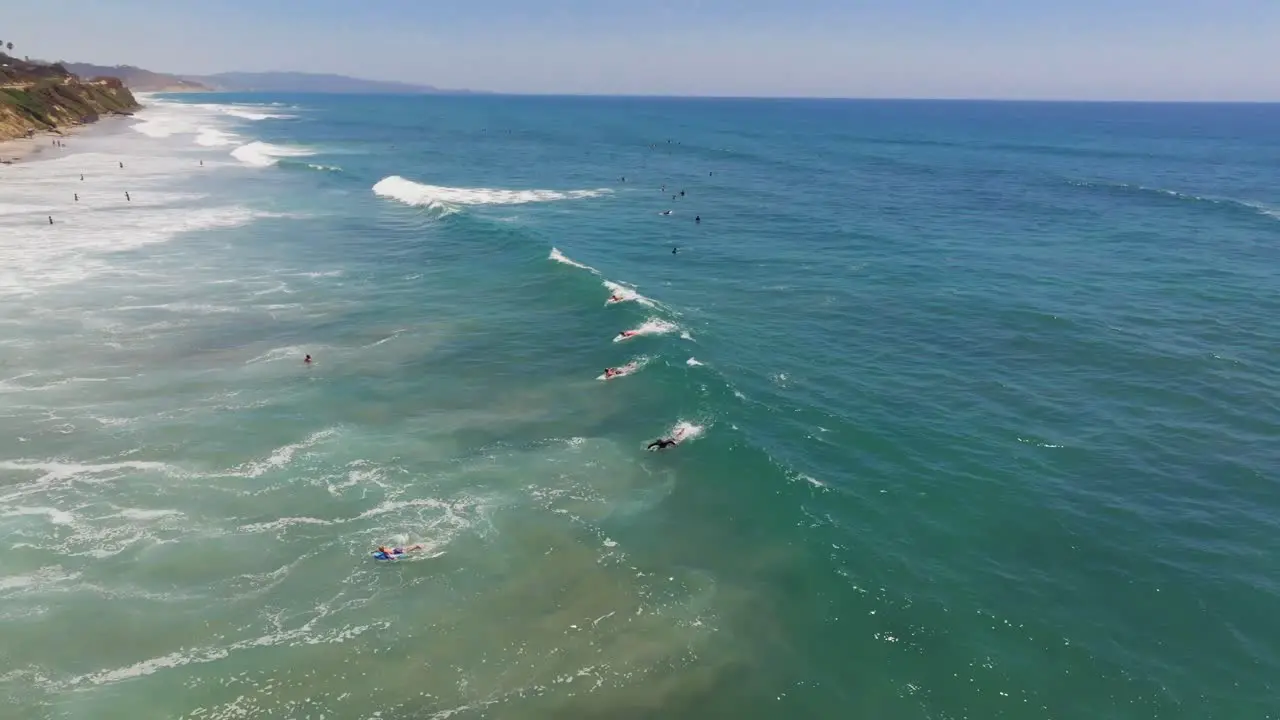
[0,51,141,145]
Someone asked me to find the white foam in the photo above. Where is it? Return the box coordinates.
[230,141,316,168]
[0,567,81,594]
[222,108,295,121]
[669,421,706,444]
[614,318,679,342]
[245,346,310,365]
[115,508,183,521]
[2,506,76,526]
[596,357,648,381]
[549,248,599,274]
[230,428,338,478]
[374,175,610,211]
[195,127,239,147]
[603,280,656,307]
[0,203,263,298]
[130,99,240,145]
[0,460,176,486]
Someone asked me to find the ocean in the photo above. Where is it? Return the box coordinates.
[1,94,1278,719]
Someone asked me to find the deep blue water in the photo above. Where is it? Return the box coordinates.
[1,95,1278,719]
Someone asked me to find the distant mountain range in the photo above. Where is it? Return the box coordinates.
[184,72,458,94]
[63,62,470,95]
[62,62,209,92]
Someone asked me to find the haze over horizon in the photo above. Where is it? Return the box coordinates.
[6,0,1280,101]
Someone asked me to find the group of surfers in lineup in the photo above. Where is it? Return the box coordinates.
[369,166,703,559]
[605,176,702,452]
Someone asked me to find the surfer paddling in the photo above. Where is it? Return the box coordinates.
[375,544,424,560]
[647,427,689,451]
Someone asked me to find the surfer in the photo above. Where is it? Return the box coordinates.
[609,293,626,303]
[376,544,424,559]
[672,246,678,255]
[74,193,78,202]
[647,426,688,450]
[695,215,701,224]
[125,191,131,202]
[119,161,124,169]
[617,330,638,340]
[80,174,84,181]
[604,367,621,379]
[680,190,685,197]
[48,215,53,225]
[304,354,312,364]
[661,210,672,216]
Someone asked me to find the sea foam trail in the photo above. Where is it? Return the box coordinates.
[614,318,679,342]
[596,357,648,381]
[231,142,317,168]
[222,108,296,121]
[603,280,656,308]
[1069,180,1280,223]
[548,248,599,274]
[373,175,611,209]
[662,421,706,445]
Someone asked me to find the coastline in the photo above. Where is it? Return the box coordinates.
[0,112,136,165]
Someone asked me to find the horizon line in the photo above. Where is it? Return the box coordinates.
[157,88,1280,105]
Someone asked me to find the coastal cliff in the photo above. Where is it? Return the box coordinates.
[0,52,140,142]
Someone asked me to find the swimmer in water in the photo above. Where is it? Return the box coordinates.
[48,215,54,225]
[695,215,701,224]
[125,192,131,202]
[672,246,678,254]
[609,293,626,303]
[304,354,312,364]
[604,367,620,379]
[617,330,638,340]
[680,190,685,197]
[119,161,124,169]
[661,210,672,216]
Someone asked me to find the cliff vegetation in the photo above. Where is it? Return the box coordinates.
[0,51,140,142]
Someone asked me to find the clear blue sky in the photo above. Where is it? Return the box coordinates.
[5,0,1279,99]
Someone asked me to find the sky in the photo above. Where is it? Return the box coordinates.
[4,0,1279,100]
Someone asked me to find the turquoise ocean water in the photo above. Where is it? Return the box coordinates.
[1,95,1278,719]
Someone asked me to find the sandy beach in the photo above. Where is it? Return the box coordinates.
[0,112,138,165]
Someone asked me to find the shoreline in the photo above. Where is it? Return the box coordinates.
[0,114,134,165]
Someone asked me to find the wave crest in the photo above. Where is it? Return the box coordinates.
[231,142,316,167]
[373,175,611,211]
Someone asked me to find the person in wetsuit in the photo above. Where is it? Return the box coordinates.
[647,438,678,450]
